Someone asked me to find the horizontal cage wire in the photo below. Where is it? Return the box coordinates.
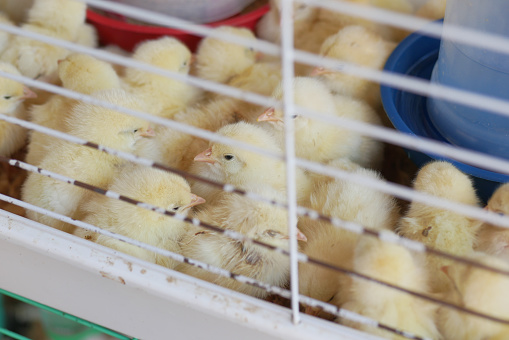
[0,0,509,339]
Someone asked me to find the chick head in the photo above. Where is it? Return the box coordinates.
[109,165,205,227]
[311,25,396,78]
[66,88,154,150]
[413,161,479,205]
[0,62,37,114]
[216,187,306,251]
[257,77,336,131]
[193,122,284,186]
[270,0,318,23]
[58,53,120,94]
[194,26,257,83]
[125,36,192,85]
[486,183,509,215]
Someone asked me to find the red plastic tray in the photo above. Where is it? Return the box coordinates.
[86,5,270,52]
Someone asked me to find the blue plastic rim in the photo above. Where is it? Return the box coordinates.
[380,20,509,203]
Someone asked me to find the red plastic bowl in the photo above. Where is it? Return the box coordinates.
[86,5,270,52]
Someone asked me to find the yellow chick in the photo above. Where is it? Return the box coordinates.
[26,53,121,165]
[0,61,37,157]
[74,23,98,48]
[339,236,441,340]
[189,121,312,206]
[193,26,258,84]
[397,161,482,295]
[123,36,201,119]
[438,252,509,340]
[416,0,447,20]
[0,0,86,80]
[255,0,318,45]
[257,76,384,169]
[299,159,400,316]
[153,96,240,170]
[311,25,397,114]
[74,164,205,269]
[178,185,307,298]
[192,25,282,122]
[21,88,154,234]
[475,183,509,262]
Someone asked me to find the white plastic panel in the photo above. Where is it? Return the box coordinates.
[0,209,382,340]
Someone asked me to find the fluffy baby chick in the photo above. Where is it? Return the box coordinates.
[339,236,441,340]
[74,164,204,269]
[256,0,318,45]
[0,62,37,156]
[397,161,481,295]
[193,26,258,84]
[189,121,312,206]
[178,185,307,298]
[123,36,201,119]
[26,53,121,165]
[1,0,86,80]
[21,88,154,234]
[311,25,396,114]
[192,25,282,122]
[153,96,240,170]
[258,77,383,169]
[299,160,400,316]
[475,183,509,262]
[438,252,509,340]
[74,23,98,48]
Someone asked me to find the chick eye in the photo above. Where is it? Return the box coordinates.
[3,96,11,100]
[265,230,280,237]
[133,129,139,133]
[172,206,180,211]
[224,154,235,161]
[291,114,298,119]
[327,295,335,303]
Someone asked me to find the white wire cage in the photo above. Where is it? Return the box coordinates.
[1,0,509,339]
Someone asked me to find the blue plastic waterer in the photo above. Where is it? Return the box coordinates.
[427,0,509,159]
[381,15,509,203]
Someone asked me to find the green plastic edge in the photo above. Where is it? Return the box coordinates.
[0,327,31,340]
[0,288,138,340]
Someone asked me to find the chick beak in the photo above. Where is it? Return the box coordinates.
[21,86,37,100]
[190,54,197,66]
[194,148,215,164]
[440,266,450,276]
[283,229,307,242]
[257,107,280,122]
[57,59,64,65]
[310,67,332,77]
[296,229,307,242]
[255,51,264,61]
[140,127,155,137]
[183,194,206,210]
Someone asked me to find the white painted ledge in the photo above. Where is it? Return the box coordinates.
[0,209,381,340]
